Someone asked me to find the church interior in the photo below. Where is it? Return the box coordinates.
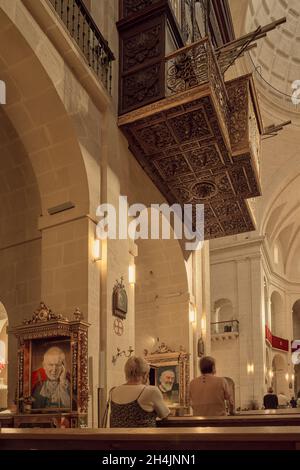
[1,0,300,452]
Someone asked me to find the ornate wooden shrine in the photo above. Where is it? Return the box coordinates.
[9,302,90,428]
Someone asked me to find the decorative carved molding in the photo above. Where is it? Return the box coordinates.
[119,64,262,239]
[123,25,162,71]
[145,342,175,355]
[122,63,162,111]
[78,330,89,413]
[73,308,84,322]
[9,303,90,419]
[122,0,160,17]
[22,302,66,325]
[227,79,249,150]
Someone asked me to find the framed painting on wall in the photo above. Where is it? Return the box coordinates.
[31,337,71,411]
[145,344,190,412]
[9,302,90,426]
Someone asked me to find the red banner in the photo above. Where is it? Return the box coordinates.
[265,325,272,345]
[265,325,289,352]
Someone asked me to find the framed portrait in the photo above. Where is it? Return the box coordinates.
[145,349,190,410]
[31,337,71,411]
[9,302,90,423]
[112,279,128,319]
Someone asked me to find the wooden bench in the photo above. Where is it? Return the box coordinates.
[1,427,300,450]
[158,414,300,427]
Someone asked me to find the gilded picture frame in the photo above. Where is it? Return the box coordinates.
[145,348,190,410]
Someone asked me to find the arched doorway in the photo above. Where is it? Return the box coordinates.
[292,300,300,339]
[272,354,286,395]
[0,302,8,410]
[212,298,235,334]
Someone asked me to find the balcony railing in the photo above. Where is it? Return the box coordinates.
[165,38,230,129]
[211,320,239,335]
[48,0,115,93]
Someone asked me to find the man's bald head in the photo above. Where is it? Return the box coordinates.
[43,347,65,381]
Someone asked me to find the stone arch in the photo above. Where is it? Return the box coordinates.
[0,4,91,219]
[0,2,104,407]
[292,300,300,340]
[272,354,286,395]
[212,298,235,333]
[134,208,190,354]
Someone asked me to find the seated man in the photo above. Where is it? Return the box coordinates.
[32,346,70,409]
[189,356,234,416]
[263,387,278,409]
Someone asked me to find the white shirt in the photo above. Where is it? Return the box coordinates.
[278,393,289,406]
[111,384,170,418]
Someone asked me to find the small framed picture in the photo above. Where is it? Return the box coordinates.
[145,349,190,409]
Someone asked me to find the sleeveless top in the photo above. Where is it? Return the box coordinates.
[110,386,157,428]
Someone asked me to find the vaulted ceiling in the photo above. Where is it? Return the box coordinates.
[213,0,300,282]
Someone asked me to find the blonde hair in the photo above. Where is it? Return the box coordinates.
[124,356,150,381]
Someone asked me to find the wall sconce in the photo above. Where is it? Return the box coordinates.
[0,80,6,104]
[189,306,196,324]
[128,265,136,284]
[285,373,289,381]
[93,239,102,262]
[292,374,295,381]
[112,346,134,365]
[268,369,274,379]
[201,316,206,333]
[247,363,254,374]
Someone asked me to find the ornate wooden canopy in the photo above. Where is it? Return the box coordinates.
[117,1,288,240]
[119,38,262,239]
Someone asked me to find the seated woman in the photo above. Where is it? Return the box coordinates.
[109,356,170,427]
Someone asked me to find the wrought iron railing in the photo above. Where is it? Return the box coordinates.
[48,0,115,93]
[165,37,229,127]
[211,320,239,335]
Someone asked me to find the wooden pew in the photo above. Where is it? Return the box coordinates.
[158,413,300,427]
[1,427,300,450]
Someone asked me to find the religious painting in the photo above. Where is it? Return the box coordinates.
[156,365,180,405]
[9,302,90,423]
[145,346,190,412]
[31,337,71,411]
[112,278,128,319]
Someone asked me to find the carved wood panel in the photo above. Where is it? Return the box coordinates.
[120,0,161,18]
[119,76,261,240]
[119,14,166,114]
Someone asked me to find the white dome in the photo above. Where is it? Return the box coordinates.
[245,0,300,113]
